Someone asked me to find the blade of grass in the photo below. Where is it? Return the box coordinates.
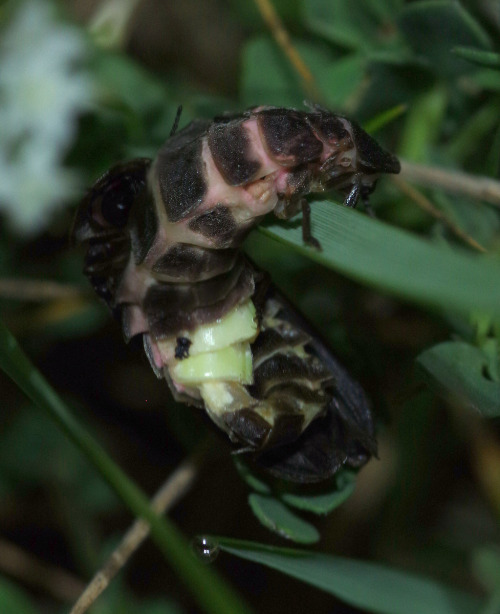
[452,46,500,69]
[0,318,253,614]
[251,201,500,317]
[417,341,500,417]
[216,537,482,614]
[363,103,408,134]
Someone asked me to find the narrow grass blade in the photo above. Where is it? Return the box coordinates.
[417,341,500,416]
[253,201,500,317]
[0,319,252,614]
[452,46,500,69]
[216,538,482,614]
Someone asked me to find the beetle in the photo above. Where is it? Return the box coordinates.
[73,105,399,482]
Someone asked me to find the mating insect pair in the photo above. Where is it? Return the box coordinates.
[73,104,400,483]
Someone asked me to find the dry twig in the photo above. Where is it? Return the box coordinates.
[0,537,85,602]
[69,452,204,614]
[0,278,85,302]
[393,176,487,253]
[253,0,322,101]
[400,160,500,209]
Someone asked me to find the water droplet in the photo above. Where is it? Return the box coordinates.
[190,535,220,564]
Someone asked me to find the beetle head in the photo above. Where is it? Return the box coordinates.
[72,158,151,243]
[349,120,400,175]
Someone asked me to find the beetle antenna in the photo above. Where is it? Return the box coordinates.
[170,105,183,136]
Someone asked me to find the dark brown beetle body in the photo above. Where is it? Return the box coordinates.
[73,105,399,482]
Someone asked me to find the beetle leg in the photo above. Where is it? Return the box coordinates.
[301,199,321,250]
[274,193,301,219]
[344,175,361,208]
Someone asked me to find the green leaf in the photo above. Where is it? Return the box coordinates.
[472,68,500,93]
[281,470,356,514]
[322,54,367,109]
[248,494,320,544]
[304,0,380,51]
[249,202,500,318]
[355,60,434,121]
[232,456,271,495]
[472,545,500,592]
[452,46,500,69]
[398,87,447,162]
[363,0,405,21]
[363,103,408,134]
[481,591,500,614]
[398,1,491,77]
[94,53,172,117]
[235,458,356,517]
[242,36,343,107]
[241,37,306,108]
[417,341,500,417]
[0,409,117,513]
[216,538,482,614]
[482,338,500,383]
[444,103,500,164]
[241,37,372,108]
[91,51,183,153]
[364,0,405,20]
[0,576,38,614]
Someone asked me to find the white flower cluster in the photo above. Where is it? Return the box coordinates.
[0,0,94,234]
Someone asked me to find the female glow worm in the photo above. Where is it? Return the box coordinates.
[73,105,400,482]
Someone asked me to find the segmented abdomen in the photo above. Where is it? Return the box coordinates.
[73,105,391,482]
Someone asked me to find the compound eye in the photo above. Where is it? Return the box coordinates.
[73,158,151,242]
[100,179,135,228]
[88,176,138,229]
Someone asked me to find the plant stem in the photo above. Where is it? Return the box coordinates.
[0,537,85,602]
[70,451,205,614]
[253,0,322,101]
[0,278,85,301]
[400,160,500,208]
[393,176,487,252]
[0,319,253,614]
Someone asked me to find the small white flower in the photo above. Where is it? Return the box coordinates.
[0,0,95,233]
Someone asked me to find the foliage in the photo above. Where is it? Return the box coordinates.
[0,0,499,613]
[216,538,482,614]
